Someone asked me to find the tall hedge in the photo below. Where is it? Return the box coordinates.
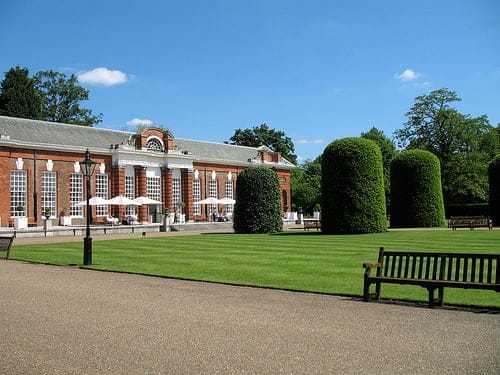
[321,137,386,234]
[233,166,283,233]
[390,149,446,228]
[489,155,500,226]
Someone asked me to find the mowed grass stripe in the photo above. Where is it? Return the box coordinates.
[11,230,500,307]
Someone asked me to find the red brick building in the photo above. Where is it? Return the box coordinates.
[0,116,293,227]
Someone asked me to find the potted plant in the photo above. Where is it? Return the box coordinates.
[44,207,51,219]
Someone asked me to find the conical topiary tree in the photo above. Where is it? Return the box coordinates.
[489,155,500,226]
[321,137,386,234]
[390,149,446,228]
[233,166,283,233]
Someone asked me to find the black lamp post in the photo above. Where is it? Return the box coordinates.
[81,149,97,265]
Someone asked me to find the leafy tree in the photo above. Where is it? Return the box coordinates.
[290,156,322,214]
[394,88,494,205]
[321,137,386,234]
[489,156,500,226]
[390,150,446,228]
[0,66,42,119]
[34,70,102,126]
[233,166,283,233]
[227,123,297,164]
[361,127,398,207]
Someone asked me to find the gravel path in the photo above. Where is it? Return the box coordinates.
[1,260,498,374]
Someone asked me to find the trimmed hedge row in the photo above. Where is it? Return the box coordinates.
[233,166,283,233]
[321,137,386,234]
[390,149,446,228]
[489,155,500,226]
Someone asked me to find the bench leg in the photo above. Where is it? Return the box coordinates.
[438,287,444,307]
[427,287,444,308]
[363,279,381,302]
[375,282,381,301]
[363,279,370,302]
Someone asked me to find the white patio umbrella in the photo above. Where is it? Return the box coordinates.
[133,196,163,205]
[219,197,236,205]
[195,197,221,204]
[76,197,111,206]
[108,195,141,205]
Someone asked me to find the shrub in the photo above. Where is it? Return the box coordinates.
[390,150,446,227]
[489,155,500,226]
[321,137,386,234]
[233,166,283,233]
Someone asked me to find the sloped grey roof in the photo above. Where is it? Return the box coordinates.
[0,116,294,167]
[174,138,259,163]
[0,115,132,149]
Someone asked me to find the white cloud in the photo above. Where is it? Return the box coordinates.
[295,139,324,145]
[77,67,128,86]
[127,118,153,127]
[395,69,419,82]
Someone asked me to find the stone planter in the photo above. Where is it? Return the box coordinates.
[60,216,72,226]
[14,216,28,229]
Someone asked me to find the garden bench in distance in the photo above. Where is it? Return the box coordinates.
[303,219,321,231]
[362,247,499,308]
[448,216,493,230]
[0,235,15,260]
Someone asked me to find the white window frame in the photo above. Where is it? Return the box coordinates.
[70,173,83,217]
[173,177,182,209]
[209,179,218,211]
[95,174,109,216]
[125,175,136,216]
[193,179,201,215]
[147,176,161,202]
[10,170,27,217]
[225,180,234,214]
[41,171,57,217]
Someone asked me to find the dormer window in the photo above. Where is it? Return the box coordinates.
[146,137,163,151]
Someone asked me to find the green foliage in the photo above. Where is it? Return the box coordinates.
[489,155,500,225]
[361,127,398,207]
[0,66,103,126]
[233,166,283,233]
[0,66,42,119]
[34,70,102,126]
[227,123,297,164]
[321,137,386,234]
[290,155,322,214]
[394,88,494,205]
[390,150,446,227]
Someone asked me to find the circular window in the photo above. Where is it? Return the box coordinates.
[146,137,163,151]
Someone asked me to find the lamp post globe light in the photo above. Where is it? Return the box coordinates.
[81,149,98,265]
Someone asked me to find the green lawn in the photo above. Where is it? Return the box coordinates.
[10,229,500,308]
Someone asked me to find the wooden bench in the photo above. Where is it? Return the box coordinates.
[363,247,499,308]
[448,216,492,230]
[303,219,320,231]
[0,235,15,260]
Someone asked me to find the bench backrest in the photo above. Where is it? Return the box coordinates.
[450,216,489,224]
[377,247,499,284]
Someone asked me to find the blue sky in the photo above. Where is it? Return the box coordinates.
[1,0,499,162]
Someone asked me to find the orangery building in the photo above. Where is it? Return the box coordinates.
[0,116,293,228]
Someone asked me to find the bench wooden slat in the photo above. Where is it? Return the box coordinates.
[303,220,321,231]
[363,247,499,307]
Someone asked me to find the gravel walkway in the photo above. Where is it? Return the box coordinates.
[1,260,498,374]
